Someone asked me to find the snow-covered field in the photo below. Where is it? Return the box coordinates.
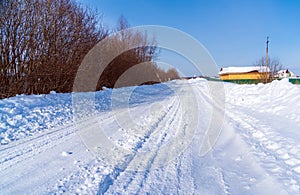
[1,78,300,194]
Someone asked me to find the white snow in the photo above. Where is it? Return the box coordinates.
[219,66,270,75]
[1,78,300,194]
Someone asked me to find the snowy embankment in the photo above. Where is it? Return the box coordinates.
[0,84,172,145]
[1,78,300,194]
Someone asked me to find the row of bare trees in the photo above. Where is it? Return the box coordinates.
[0,0,179,99]
[98,16,179,89]
[0,0,106,98]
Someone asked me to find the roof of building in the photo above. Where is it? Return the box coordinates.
[275,69,296,78]
[219,66,270,75]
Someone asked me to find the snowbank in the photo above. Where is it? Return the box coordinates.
[225,78,300,123]
[1,78,299,145]
[0,83,174,145]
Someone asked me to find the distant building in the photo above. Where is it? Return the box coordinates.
[219,66,270,81]
[274,69,295,79]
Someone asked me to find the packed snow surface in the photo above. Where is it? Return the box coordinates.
[1,78,300,194]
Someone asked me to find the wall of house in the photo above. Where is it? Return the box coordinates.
[219,72,269,80]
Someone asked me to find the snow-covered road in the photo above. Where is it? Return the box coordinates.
[1,79,300,194]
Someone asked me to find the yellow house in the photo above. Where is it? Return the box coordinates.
[219,66,270,81]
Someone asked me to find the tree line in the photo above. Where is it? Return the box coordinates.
[0,0,179,99]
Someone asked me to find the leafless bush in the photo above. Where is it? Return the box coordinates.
[0,0,107,98]
[0,2,179,99]
[97,16,179,89]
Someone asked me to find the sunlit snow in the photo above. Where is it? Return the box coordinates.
[1,78,300,194]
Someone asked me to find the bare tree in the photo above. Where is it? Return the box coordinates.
[254,56,283,82]
[97,16,179,89]
[0,0,108,98]
[0,4,178,98]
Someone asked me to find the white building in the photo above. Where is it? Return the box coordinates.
[274,69,295,78]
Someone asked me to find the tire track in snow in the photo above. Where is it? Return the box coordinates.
[0,114,114,172]
[0,114,119,195]
[98,97,181,194]
[226,107,300,194]
[175,146,196,194]
[132,98,186,194]
[0,124,77,171]
[191,84,231,195]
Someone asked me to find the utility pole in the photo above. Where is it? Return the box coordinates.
[266,36,269,71]
[265,36,269,82]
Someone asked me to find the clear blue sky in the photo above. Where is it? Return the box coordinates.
[79,0,300,76]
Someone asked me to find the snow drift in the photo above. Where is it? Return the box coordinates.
[1,78,300,194]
